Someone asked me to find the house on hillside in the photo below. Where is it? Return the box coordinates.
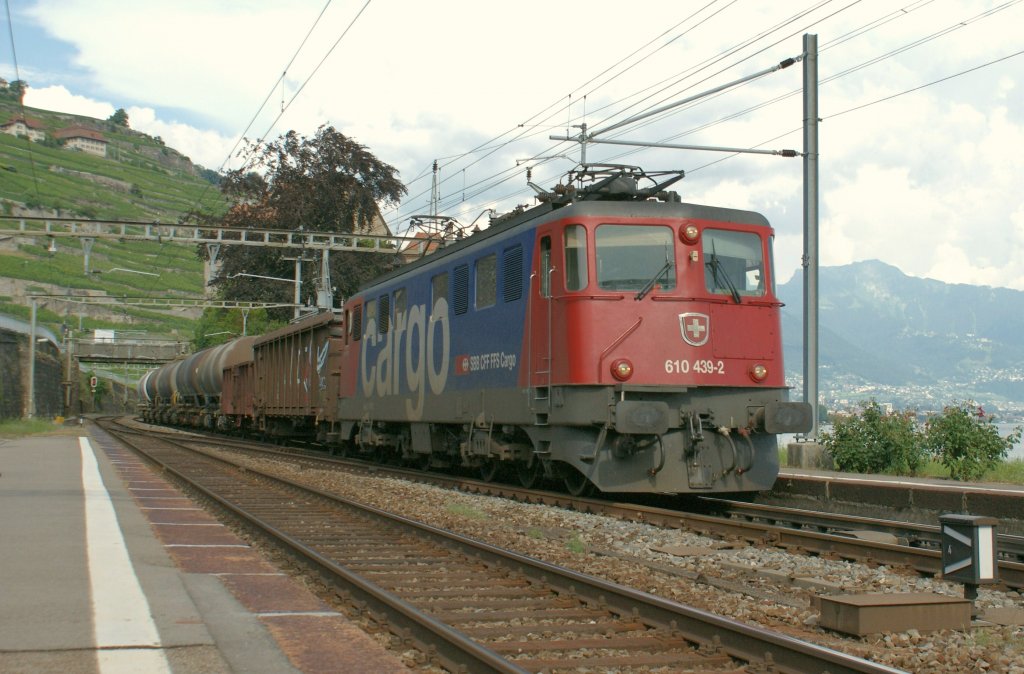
[54,126,108,157]
[1,116,47,142]
[399,231,445,263]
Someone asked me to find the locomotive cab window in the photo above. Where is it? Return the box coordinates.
[564,225,588,291]
[595,225,676,292]
[702,229,765,298]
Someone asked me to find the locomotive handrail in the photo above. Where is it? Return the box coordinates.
[598,317,644,379]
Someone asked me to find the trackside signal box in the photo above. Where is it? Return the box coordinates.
[940,513,998,585]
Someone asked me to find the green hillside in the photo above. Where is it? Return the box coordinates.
[0,100,229,340]
[0,99,226,219]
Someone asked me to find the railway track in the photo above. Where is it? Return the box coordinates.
[704,497,1024,560]
[102,419,900,674]
[151,422,1024,593]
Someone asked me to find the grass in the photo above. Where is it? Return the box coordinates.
[445,503,489,520]
[0,101,227,221]
[918,457,1024,484]
[1,220,207,338]
[0,417,70,438]
[565,534,586,554]
[0,100,230,342]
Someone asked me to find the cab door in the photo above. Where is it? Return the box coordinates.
[527,233,553,419]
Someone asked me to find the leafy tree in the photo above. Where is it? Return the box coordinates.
[3,79,27,103]
[925,401,1022,481]
[108,108,130,127]
[200,125,407,321]
[190,307,281,350]
[196,166,222,185]
[821,400,926,475]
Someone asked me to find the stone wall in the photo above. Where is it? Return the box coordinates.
[0,327,65,420]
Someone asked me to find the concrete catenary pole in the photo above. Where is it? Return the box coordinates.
[27,298,37,418]
[802,33,820,439]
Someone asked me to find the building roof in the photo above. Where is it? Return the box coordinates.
[1,116,46,130]
[53,126,107,143]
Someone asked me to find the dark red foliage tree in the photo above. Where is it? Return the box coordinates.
[200,125,407,321]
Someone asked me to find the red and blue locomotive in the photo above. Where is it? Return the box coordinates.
[139,166,811,495]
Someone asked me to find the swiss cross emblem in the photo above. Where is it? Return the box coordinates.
[679,313,709,346]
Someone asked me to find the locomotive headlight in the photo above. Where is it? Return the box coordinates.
[679,224,700,245]
[749,363,768,382]
[611,359,634,381]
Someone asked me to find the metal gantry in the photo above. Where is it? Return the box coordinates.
[0,215,418,252]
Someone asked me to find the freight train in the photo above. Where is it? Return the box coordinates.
[139,165,812,495]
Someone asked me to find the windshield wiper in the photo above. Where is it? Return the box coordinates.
[635,259,672,301]
[706,246,741,304]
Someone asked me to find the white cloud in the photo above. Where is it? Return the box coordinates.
[23,86,237,169]
[16,0,1024,289]
[126,107,235,170]
[24,84,114,119]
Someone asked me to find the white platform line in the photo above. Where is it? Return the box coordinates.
[80,436,171,674]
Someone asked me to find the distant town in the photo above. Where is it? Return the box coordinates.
[788,368,1024,422]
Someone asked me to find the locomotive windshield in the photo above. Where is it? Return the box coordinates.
[595,225,676,292]
[702,229,765,299]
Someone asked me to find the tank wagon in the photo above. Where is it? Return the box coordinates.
[140,166,811,495]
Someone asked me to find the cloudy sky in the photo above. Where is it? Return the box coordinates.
[4,0,1023,289]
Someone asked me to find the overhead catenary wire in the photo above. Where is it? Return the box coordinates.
[384,0,864,230]
[254,0,373,144]
[593,1,1022,170]
[2,0,41,201]
[384,0,747,228]
[189,0,372,217]
[388,0,1022,232]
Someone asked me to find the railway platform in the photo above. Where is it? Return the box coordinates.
[0,425,410,674]
[775,466,1024,525]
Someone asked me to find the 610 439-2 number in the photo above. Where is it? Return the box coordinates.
[664,359,725,375]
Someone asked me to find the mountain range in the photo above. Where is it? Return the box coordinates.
[777,260,1024,414]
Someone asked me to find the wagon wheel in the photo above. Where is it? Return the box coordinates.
[479,458,502,482]
[563,467,595,497]
[516,457,543,489]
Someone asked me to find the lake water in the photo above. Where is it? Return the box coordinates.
[998,423,1024,460]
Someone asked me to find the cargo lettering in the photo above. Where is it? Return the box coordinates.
[360,298,450,420]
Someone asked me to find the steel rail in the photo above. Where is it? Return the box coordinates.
[106,420,902,674]
[154,424,1024,590]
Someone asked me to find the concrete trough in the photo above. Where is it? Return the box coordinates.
[818,593,971,635]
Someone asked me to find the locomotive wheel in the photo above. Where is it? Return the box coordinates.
[563,468,595,497]
[479,458,501,482]
[516,458,543,489]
